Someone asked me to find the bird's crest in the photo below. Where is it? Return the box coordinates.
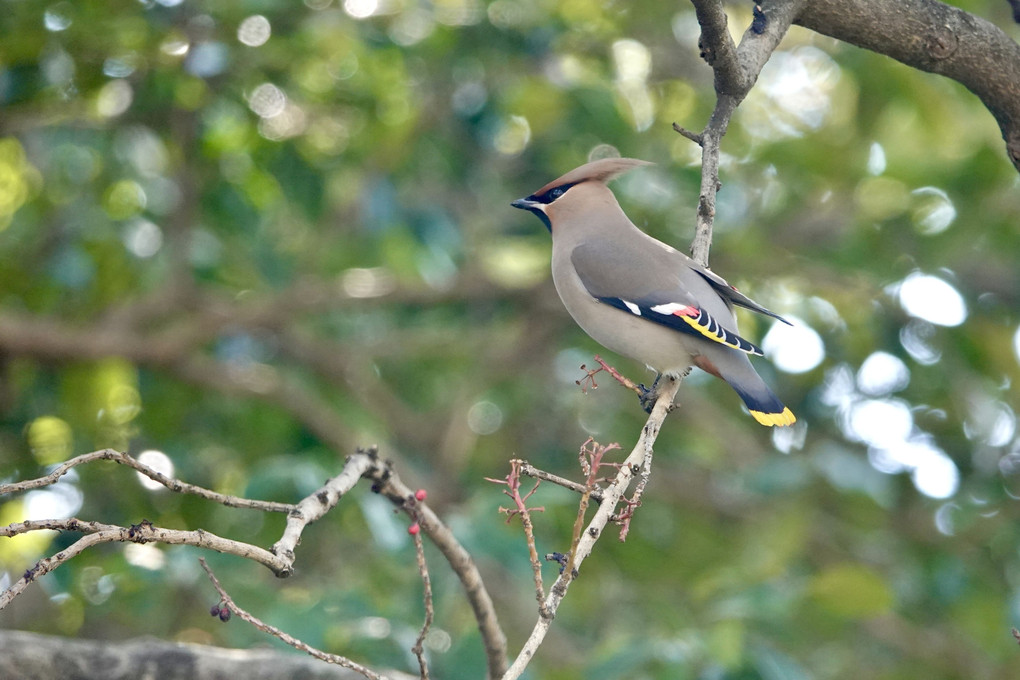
[531,157,652,196]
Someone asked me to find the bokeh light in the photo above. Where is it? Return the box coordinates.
[344,0,379,19]
[856,351,910,396]
[742,47,841,140]
[43,3,72,31]
[27,416,73,464]
[493,115,531,155]
[248,83,287,119]
[761,316,825,374]
[911,187,956,235]
[135,450,174,491]
[467,400,503,435]
[896,272,967,327]
[25,483,83,521]
[237,15,271,47]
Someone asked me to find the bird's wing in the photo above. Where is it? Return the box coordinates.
[687,264,792,325]
[570,242,764,356]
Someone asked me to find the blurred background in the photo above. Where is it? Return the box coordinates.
[1,0,1020,678]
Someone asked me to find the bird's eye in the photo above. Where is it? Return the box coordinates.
[538,182,577,204]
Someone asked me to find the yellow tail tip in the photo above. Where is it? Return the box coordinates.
[749,407,796,427]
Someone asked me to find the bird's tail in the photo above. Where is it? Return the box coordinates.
[695,353,796,427]
[739,390,796,427]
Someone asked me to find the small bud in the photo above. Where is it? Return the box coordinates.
[414,489,427,501]
[219,607,232,622]
[408,522,420,535]
[209,604,221,617]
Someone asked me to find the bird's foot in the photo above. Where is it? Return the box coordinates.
[637,375,662,414]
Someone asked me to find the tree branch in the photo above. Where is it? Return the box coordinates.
[362,455,509,679]
[201,559,390,680]
[0,629,390,680]
[1,447,508,679]
[409,529,434,680]
[501,377,681,680]
[684,0,805,265]
[518,462,605,505]
[1,520,284,609]
[690,0,742,92]
[0,449,291,512]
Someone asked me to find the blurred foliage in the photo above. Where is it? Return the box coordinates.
[2,1,1020,678]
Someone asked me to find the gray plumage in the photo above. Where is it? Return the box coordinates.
[512,157,795,427]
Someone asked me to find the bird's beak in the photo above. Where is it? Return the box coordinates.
[511,197,542,211]
[512,197,551,231]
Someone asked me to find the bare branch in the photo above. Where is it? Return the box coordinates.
[671,121,704,145]
[0,449,291,512]
[200,558,390,680]
[2,446,507,680]
[518,462,605,505]
[588,355,644,395]
[683,0,805,266]
[689,0,742,92]
[409,530,434,680]
[271,449,377,564]
[1,521,284,610]
[501,377,682,679]
[615,431,657,543]
[563,439,619,578]
[732,0,808,92]
[0,629,378,680]
[363,456,508,680]
[489,460,550,618]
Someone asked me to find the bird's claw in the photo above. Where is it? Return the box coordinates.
[637,383,657,414]
[637,373,664,413]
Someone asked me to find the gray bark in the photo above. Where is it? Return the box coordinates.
[0,630,414,680]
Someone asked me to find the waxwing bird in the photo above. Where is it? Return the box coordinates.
[511,157,796,427]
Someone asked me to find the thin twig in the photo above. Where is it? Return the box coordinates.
[672,122,704,145]
[199,558,389,680]
[0,449,291,513]
[520,507,548,618]
[563,439,620,579]
[410,530,433,680]
[576,355,645,396]
[488,461,549,618]
[616,430,657,542]
[518,463,605,504]
[593,355,643,394]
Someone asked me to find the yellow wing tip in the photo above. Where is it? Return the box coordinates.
[750,407,796,427]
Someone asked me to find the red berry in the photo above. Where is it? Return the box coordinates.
[219,607,232,622]
[408,523,420,535]
[415,489,427,501]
